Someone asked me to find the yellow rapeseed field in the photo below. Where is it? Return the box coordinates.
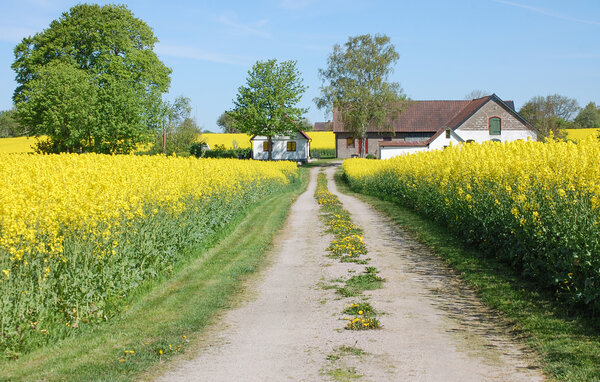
[563,128,599,141]
[199,131,335,150]
[0,136,38,153]
[0,153,297,353]
[343,137,600,313]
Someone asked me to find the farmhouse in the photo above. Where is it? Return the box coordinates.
[332,94,537,159]
[251,131,311,162]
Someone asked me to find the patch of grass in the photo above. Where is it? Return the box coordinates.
[336,345,366,357]
[324,367,363,381]
[343,302,376,317]
[335,169,600,381]
[0,169,308,381]
[336,267,384,297]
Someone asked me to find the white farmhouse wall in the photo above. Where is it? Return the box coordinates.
[380,146,427,159]
[455,128,536,143]
[428,132,462,150]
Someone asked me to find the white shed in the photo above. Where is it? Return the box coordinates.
[251,131,311,162]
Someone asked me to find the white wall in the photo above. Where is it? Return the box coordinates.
[455,128,536,143]
[428,132,462,150]
[380,146,428,159]
[252,132,309,161]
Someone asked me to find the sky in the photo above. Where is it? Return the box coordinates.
[0,0,599,132]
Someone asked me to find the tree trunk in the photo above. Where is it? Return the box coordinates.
[360,124,366,158]
[268,136,273,161]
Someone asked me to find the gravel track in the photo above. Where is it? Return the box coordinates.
[155,165,545,381]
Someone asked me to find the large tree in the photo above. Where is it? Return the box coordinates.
[519,94,579,139]
[315,34,407,157]
[574,102,600,129]
[12,4,171,154]
[229,59,307,160]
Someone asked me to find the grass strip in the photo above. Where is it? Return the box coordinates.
[0,169,308,381]
[335,170,600,381]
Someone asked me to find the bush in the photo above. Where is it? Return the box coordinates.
[200,147,252,159]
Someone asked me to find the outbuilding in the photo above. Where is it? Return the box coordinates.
[250,131,311,162]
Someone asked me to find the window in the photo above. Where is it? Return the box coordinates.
[489,117,501,135]
[287,141,296,151]
[383,137,392,141]
[445,129,451,139]
[262,141,271,151]
[346,137,355,148]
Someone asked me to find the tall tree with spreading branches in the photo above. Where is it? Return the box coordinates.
[315,34,407,157]
[229,59,307,160]
[12,4,171,153]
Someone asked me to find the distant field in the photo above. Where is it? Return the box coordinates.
[199,131,335,150]
[0,131,336,154]
[0,136,37,153]
[563,128,599,141]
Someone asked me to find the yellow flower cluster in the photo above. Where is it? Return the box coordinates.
[343,137,600,313]
[314,172,367,263]
[0,153,297,353]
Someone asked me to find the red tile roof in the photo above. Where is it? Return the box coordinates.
[332,95,523,134]
[313,122,332,131]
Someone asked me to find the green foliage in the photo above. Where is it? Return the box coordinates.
[574,102,600,129]
[146,97,201,156]
[201,147,252,159]
[0,109,25,138]
[230,59,307,160]
[310,148,335,159]
[216,111,239,133]
[519,94,579,139]
[12,3,171,154]
[315,34,407,157]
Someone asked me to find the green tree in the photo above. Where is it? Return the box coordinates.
[315,34,407,157]
[519,94,579,139]
[149,96,200,155]
[298,118,313,131]
[0,109,25,138]
[229,59,307,160]
[574,102,600,129]
[216,112,239,133]
[12,3,171,154]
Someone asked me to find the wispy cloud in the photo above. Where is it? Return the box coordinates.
[0,26,37,43]
[493,0,600,26]
[280,0,314,10]
[155,44,247,66]
[216,13,272,39]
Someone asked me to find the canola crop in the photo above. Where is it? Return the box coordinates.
[0,153,297,354]
[343,137,600,313]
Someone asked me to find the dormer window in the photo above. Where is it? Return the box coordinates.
[489,117,501,135]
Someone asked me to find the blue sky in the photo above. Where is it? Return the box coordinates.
[1,0,599,132]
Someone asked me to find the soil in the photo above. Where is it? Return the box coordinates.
[155,165,545,381]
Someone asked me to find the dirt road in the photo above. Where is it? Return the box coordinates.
[156,165,545,381]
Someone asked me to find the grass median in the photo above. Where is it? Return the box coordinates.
[0,168,308,381]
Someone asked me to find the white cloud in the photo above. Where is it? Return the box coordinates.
[155,43,247,66]
[216,13,272,39]
[493,0,600,26]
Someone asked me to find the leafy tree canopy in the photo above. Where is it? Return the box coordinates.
[315,34,407,156]
[229,59,307,159]
[0,109,26,138]
[519,94,579,139]
[12,3,171,154]
[574,102,600,129]
[217,111,239,133]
